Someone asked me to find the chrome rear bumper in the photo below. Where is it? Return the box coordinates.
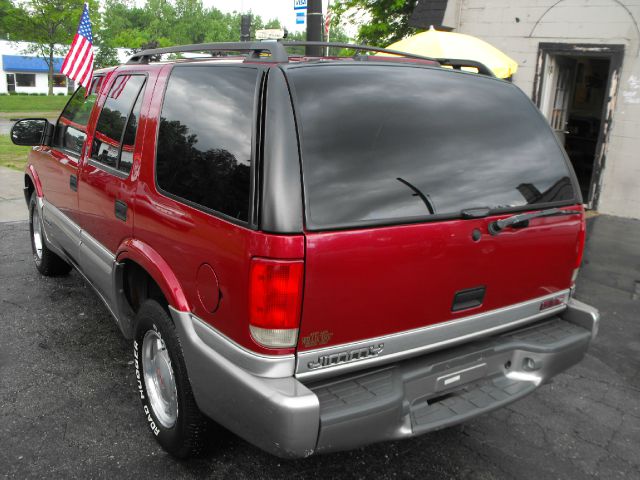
[171,299,599,458]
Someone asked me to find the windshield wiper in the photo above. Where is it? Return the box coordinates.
[488,208,580,235]
[396,177,435,215]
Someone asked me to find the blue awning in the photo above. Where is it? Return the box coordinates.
[2,55,64,73]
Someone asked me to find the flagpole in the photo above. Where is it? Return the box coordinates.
[61,1,95,96]
[325,0,332,57]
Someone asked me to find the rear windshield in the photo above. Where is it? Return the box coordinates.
[287,64,577,231]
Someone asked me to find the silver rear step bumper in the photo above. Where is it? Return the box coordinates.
[171,299,599,458]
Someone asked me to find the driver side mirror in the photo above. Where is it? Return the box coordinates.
[11,118,53,146]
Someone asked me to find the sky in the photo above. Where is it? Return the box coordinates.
[201,0,358,36]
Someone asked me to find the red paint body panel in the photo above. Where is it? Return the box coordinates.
[298,205,584,350]
[130,65,302,356]
[32,146,79,221]
[116,238,191,312]
[27,164,43,197]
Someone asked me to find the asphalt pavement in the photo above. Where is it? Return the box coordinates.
[0,214,639,479]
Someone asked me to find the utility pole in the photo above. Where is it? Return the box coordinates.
[306,0,323,56]
[240,14,252,42]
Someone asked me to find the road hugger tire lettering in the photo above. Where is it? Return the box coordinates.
[133,299,209,458]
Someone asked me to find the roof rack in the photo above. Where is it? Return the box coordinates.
[282,41,440,62]
[431,58,494,77]
[125,40,495,77]
[127,41,289,64]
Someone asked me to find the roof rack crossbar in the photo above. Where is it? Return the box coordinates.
[127,41,289,64]
[282,41,495,77]
[282,41,440,63]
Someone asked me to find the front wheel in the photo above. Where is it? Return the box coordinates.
[133,300,209,458]
[29,192,71,276]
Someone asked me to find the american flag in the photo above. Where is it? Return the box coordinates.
[61,3,94,93]
[324,4,332,42]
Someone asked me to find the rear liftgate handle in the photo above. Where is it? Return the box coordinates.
[452,286,486,312]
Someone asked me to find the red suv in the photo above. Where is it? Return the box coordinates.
[12,41,599,459]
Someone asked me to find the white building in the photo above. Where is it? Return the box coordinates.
[413,0,640,219]
[0,40,131,95]
[0,40,69,94]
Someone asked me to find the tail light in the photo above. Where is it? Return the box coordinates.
[248,258,304,348]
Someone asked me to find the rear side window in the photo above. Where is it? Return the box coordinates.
[155,66,257,222]
[288,65,577,230]
[54,76,102,155]
[119,90,143,174]
[91,75,146,173]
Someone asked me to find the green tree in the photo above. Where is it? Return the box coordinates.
[94,43,120,69]
[100,0,284,50]
[10,0,100,94]
[143,0,175,46]
[333,0,418,47]
[173,0,208,44]
[100,0,144,48]
[0,0,17,39]
[286,19,352,56]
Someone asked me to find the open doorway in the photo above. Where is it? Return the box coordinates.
[6,74,15,93]
[533,43,624,208]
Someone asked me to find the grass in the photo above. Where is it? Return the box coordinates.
[0,95,68,171]
[0,134,30,171]
[0,95,69,115]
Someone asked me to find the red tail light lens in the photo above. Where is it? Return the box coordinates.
[249,258,304,348]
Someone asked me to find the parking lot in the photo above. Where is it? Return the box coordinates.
[1,214,639,479]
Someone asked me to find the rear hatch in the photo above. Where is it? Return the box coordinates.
[285,63,583,360]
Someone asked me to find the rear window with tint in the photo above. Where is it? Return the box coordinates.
[155,66,257,222]
[287,64,576,231]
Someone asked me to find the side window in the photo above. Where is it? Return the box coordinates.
[91,75,146,173]
[119,90,143,174]
[156,66,257,222]
[54,76,103,155]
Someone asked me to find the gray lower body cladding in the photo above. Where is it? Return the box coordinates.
[309,316,591,453]
[170,299,598,458]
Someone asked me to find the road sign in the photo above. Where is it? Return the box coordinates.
[296,10,306,25]
[256,29,286,40]
[294,0,307,10]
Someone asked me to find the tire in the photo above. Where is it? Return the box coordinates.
[29,192,72,277]
[133,299,209,458]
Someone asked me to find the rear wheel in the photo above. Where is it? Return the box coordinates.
[133,300,209,458]
[29,192,71,276]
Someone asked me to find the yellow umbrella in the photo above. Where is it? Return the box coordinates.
[382,26,518,79]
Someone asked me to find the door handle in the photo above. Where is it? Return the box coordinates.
[115,199,128,221]
[70,175,77,191]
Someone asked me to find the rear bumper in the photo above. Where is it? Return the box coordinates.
[171,299,599,458]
